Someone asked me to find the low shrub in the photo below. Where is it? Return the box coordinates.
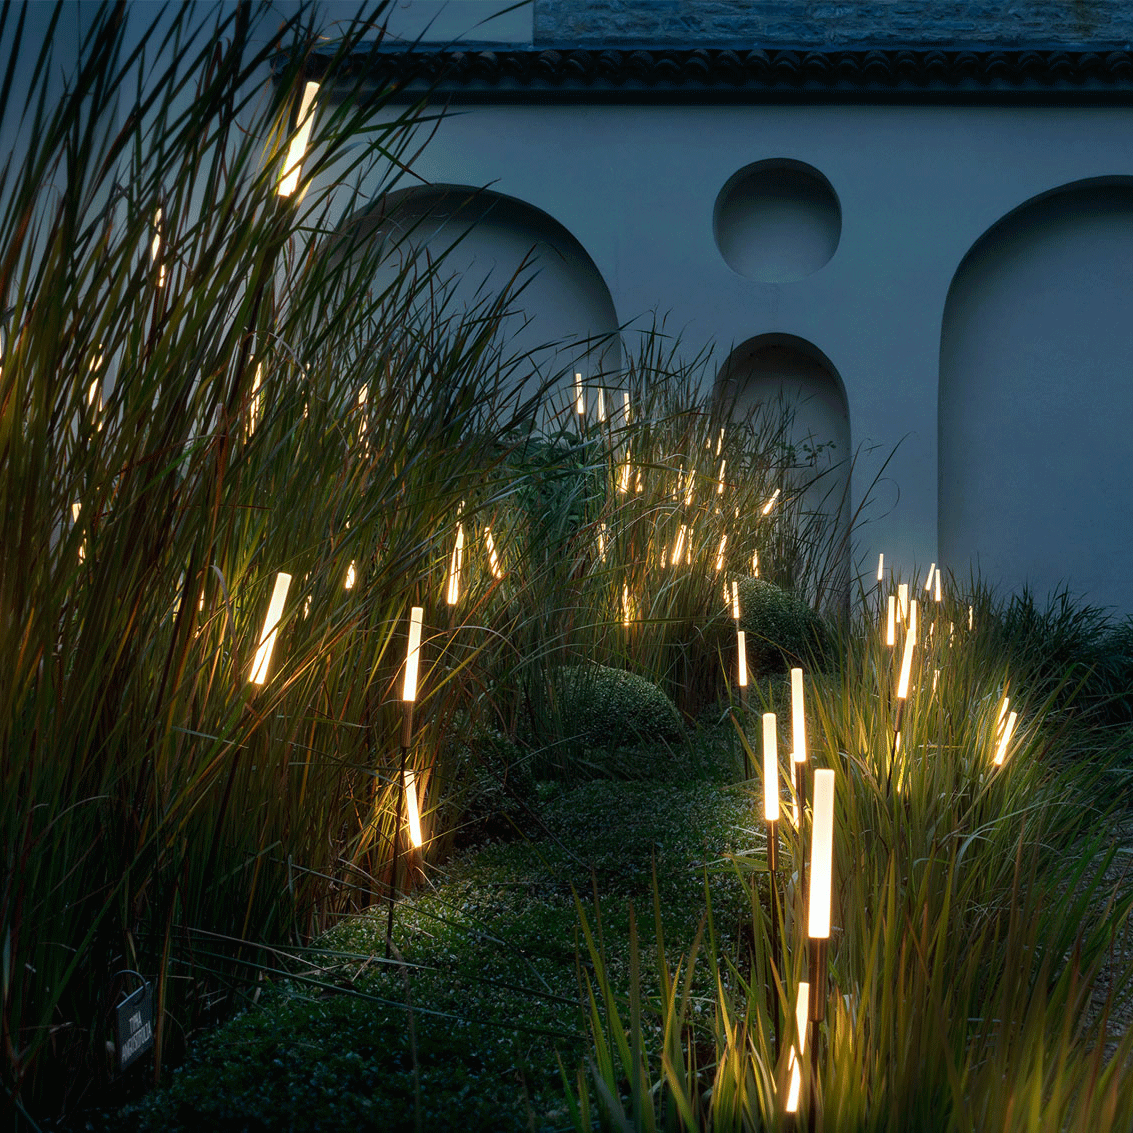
[737,575,831,676]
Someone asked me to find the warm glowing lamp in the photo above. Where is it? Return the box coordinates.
[731,579,740,621]
[896,618,916,700]
[670,524,687,566]
[574,372,585,417]
[716,427,725,456]
[908,598,918,646]
[716,459,726,494]
[249,572,291,684]
[807,768,835,1026]
[761,487,780,515]
[785,982,810,1114]
[925,563,936,592]
[485,528,503,578]
[737,630,749,689]
[404,769,423,848]
[622,584,633,627]
[898,583,909,622]
[886,595,896,647]
[278,80,319,198]
[935,569,942,602]
[249,363,263,435]
[762,712,779,822]
[344,561,356,590]
[618,458,631,495]
[877,552,884,581]
[446,524,464,605]
[714,533,727,572]
[402,606,424,702]
[684,469,696,507]
[790,668,807,765]
[993,710,1018,765]
[753,549,760,576]
[622,391,631,424]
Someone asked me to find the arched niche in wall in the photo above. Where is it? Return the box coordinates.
[939,179,1133,611]
[714,334,851,607]
[341,184,620,419]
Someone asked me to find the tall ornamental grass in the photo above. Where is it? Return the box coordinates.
[568,574,1133,1130]
[0,0,544,1114]
[1,2,850,1120]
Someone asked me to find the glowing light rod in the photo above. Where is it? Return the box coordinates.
[249,572,291,684]
[402,606,424,703]
[278,81,319,198]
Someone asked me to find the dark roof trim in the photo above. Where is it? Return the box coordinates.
[303,44,1133,104]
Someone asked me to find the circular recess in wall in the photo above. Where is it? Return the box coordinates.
[713,160,841,282]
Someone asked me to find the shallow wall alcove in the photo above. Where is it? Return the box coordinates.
[714,333,851,606]
[939,179,1133,611]
[341,184,620,418]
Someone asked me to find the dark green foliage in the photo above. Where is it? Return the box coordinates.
[553,663,684,751]
[737,575,830,676]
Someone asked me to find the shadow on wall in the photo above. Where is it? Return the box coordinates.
[341,184,621,419]
[715,333,852,608]
[940,177,1133,614]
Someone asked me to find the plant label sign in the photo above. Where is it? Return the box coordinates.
[115,980,154,1072]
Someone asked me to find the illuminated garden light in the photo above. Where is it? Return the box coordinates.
[714,533,727,572]
[898,583,909,621]
[618,457,631,495]
[402,606,424,702]
[622,583,633,626]
[446,524,464,605]
[716,459,726,494]
[761,487,780,515]
[969,605,974,630]
[574,372,585,417]
[249,572,291,685]
[877,552,884,581]
[597,388,606,422]
[670,524,687,566]
[596,522,609,563]
[684,468,696,507]
[993,710,1018,765]
[785,981,810,1114]
[807,767,836,1035]
[996,695,1010,735]
[762,712,779,822]
[404,769,424,848]
[248,363,263,435]
[737,629,749,689]
[935,568,943,602]
[752,549,760,576]
[716,427,725,456]
[791,668,807,766]
[622,390,631,424]
[344,561,356,589]
[886,595,896,646]
[731,579,740,621]
[485,528,503,578]
[151,208,165,287]
[933,668,940,691]
[278,80,319,197]
[908,597,918,646]
[925,563,936,592]
[896,605,917,699]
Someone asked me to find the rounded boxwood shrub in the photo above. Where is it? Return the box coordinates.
[553,663,683,751]
[737,576,829,677]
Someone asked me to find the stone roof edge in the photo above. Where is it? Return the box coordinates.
[297,43,1133,103]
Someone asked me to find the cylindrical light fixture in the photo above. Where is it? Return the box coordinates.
[761,487,780,515]
[925,564,935,592]
[249,572,292,684]
[808,768,835,1025]
[993,710,1018,766]
[877,552,884,581]
[790,668,807,765]
[898,583,909,622]
[762,712,780,823]
[402,606,424,703]
[574,372,585,417]
[886,594,896,647]
[404,768,423,848]
[785,980,810,1114]
[278,80,319,197]
[737,630,749,690]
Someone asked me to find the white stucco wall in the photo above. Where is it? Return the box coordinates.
[313,94,1133,603]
